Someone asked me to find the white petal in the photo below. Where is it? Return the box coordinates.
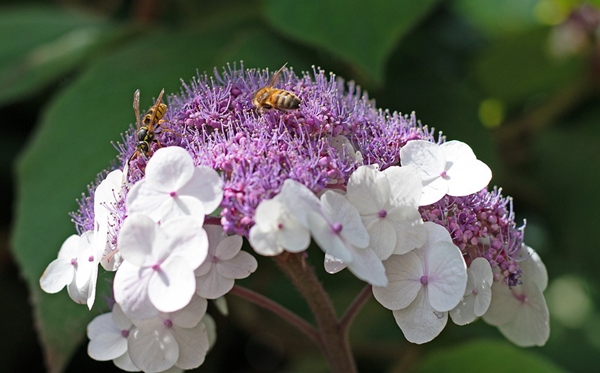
[440,140,476,162]
[470,258,493,317]
[449,259,492,326]
[215,235,243,261]
[129,327,178,373]
[387,206,426,255]
[366,219,397,260]
[419,177,448,206]
[400,140,445,182]
[346,246,388,287]
[276,179,321,227]
[204,225,226,253]
[249,199,310,255]
[40,258,74,294]
[87,313,128,361]
[84,262,99,310]
[148,257,197,313]
[118,214,164,267]
[113,351,138,372]
[87,313,117,340]
[162,218,208,270]
[248,225,283,256]
[74,231,97,289]
[495,281,550,347]
[126,181,168,217]
[441,141,491,196]
[424,241,467,312]
[308,212,353,263]
[346,165,390,215]
[196,269,234,299]
[274,212,311,253]
[57,234,81,259]
[114,261,158,320]
[112,303,133,330]
[449,293,477,326]
[383,166,422,208]
[145,146,194,193]
[178,166,223,215]
[202,314,218,349]
[152,195,206,224]
[421,221,453,245]
[218,251,257,279]
[373,252,422,310]
[73,231,100,309]
[392,290,448,344]
[172,295,208,328]
[321,191,369,248]
[446,159,491,196]
[173,323,209,370]
[213,297,228,316]
[88,332,128,361]
[517,245,548,291]
[482,279,518,326]
[67,278,88,305]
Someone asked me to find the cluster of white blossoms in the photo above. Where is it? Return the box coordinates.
[250,138,548,345]
[38,63,553,372]
[41,147,258,372]
[40,139,549,371]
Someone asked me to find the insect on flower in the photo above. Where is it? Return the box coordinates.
[252,63,301,111]
[127,88,167,167]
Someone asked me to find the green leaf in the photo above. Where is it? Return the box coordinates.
[414,339,566,373]
[452,0,539,37]
[474,27,584,107]
[262,0,439,85]
[12,23,312,372]
[0,6,111,106]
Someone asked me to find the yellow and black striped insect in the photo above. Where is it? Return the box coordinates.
[252,63,301,111]
[127,88,167,166]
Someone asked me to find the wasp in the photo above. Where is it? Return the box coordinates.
[252,63,301,111]
[127,88,167,167]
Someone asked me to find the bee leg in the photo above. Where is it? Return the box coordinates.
[156,120,183,137]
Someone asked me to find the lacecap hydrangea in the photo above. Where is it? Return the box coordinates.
[40,62,549,372]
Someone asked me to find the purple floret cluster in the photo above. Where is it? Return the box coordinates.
[159,63,434,234]
[71,62,526,284]
[420,188,525,286]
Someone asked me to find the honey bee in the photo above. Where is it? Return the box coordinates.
[127,88,167,166]
[252,63,301,111]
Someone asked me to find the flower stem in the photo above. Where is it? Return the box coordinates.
[229,285,319,344]
[274,252,357,373]
[340,284,372,331]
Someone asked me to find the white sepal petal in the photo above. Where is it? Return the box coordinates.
[392,290,448,344]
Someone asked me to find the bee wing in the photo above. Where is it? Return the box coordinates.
[145,88,166,129]
[133,89,141,130]
[268,62,288,88]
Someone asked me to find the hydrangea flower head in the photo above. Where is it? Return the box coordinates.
[39,62,550,372]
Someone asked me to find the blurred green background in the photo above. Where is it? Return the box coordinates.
[3,0,600,372]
